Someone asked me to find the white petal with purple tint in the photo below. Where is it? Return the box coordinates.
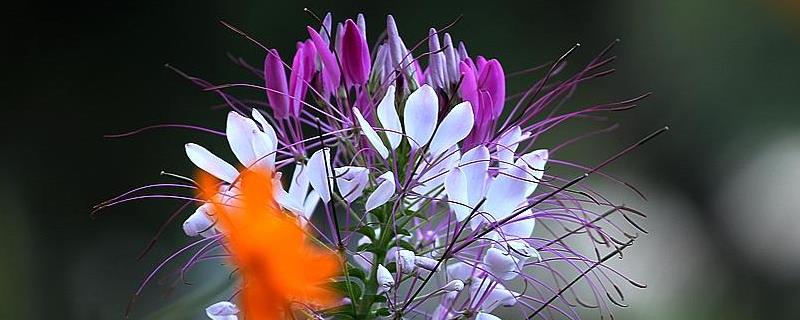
[226,112,259,167]
[460,145,490,207]
[376,85,402,149]
[447,261,477,281]
[183,203,216,237]
[429,101,474,157]
[353,107,389,159]
[251,109,278,148]
[307,148,333,203]
[403,85,439,150]
[334,166,369,203]
[205,301,239,320]
[470,280,517,312]
[476,312,502,320]
[495,126,522,169]
[445,167,471,221]
[251,130,275,170]
[376,264,394,294]
[397,249,416,273]
[520,149,548,195]
[185,143,238,184]
[365,171,395,212]
[483,247,519,280]
[483,163,529,221]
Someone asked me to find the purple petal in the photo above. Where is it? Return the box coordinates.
[427,28,446,89]
[263,49,289,118]
[477,59,505,119]
[307,26,341,97]
[342,19,371,86]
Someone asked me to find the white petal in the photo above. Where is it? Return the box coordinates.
[396,250,416,273]
[442,279,464,292]
[403,85,439,149]
[251,109,278,148]
[428,101,474,157]
[354,251,374,273]
[307,148,333,203]
[205,301,239,320]
[408,149,460,211]
[519,149,548,196]
[446,261,477,281]
[183,203,216,237]
[483,163,529,222]
[445,167,471,221]
[334,166,369,203]
[288,164,310,201]
[353,107,389,159]
[251,130,276,170]
[273,174,305,215]
[376,264,394,294]
[353,236,374,271]
[365,171,395,212]
[226,112,259,166]
[483,247,519,280]
[470,280,517,312]
[460,145,490,207]
[185,143,239,183]
[376,85,402,149]
[303,190,320,220]
[415,256,439,271]
[498,209,535,239]
[476,312,502,320]
[495,126,522,169]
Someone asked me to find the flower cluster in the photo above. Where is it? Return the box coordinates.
[100,12,656,320]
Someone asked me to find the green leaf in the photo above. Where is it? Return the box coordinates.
[346,264,367,281]
[376,307,391,316]
[354,225,376,241]
[356,243,375,253]
[395,239,416,252]
[331,278,363,301]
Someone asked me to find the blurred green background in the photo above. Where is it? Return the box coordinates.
[4,0,800,318]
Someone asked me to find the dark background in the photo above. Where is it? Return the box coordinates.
[4,0,800,319]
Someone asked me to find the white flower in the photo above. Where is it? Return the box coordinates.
[273,165,320,220]
[356,84,474,157]
[205,301,239,320]
[185,110,278,184]
[334,166,369,203]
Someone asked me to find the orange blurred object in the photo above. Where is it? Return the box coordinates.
[198,169,341,319]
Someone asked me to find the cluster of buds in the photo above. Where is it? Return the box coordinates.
[100,11,658,320]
